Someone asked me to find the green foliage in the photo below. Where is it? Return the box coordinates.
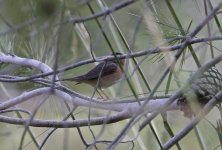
[0,0,222,149]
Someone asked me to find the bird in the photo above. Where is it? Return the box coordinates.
[177,67,222,118]
[58,52,125,98]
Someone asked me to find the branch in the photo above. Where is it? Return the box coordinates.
[0,53,57,81]
[70,0,136,24]
[0,86,179,114]
[0,96,179,128]
[163,91,222,150]
[0,110,129,128]
[0,35,222,83]
[139,53,222,131]
[107,2,222,148]
[0,88,51,110]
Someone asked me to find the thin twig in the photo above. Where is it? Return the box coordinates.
[70,0,136,24]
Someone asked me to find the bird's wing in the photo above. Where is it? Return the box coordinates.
[81,61,118,80]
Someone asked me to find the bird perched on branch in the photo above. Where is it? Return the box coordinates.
[177,67,222,118]
[58,52,125,98]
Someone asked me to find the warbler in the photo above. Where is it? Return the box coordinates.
[177,67,222,118]
[59,52,125,94]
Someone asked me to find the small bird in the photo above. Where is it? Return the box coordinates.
[59,52,125,98]
[177,67,222,118]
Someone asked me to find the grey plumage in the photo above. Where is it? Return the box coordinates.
[74,61,118,81]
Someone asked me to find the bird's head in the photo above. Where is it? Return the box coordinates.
[112,52,125,65]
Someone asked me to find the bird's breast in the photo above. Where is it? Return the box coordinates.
[87,67,123,88]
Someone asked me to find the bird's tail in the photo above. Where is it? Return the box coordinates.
[55,76,83,85]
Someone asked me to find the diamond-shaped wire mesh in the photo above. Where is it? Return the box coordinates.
[178,67,222,117]
[191,67,222,100]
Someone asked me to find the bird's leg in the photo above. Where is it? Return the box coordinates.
[100,89,110,100]
[96,89,104,99]
[95,89,109,100]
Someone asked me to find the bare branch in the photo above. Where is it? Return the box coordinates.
[107,2,222,148]
[70,0,136,24]
[0,88,51,110]
[0,53,56,81]
[0,35,221,83]
[163,91,222,150]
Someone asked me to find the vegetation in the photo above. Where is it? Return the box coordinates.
[0,0,222,149]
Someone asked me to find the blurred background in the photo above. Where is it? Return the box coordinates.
[0,0,222,149]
